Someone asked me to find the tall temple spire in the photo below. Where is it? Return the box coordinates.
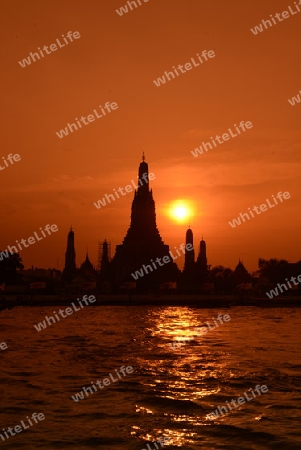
[111,156,179,290]
[138,153,149,195]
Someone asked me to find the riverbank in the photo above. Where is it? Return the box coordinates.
[1,294,301,308]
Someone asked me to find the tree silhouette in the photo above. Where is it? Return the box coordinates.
[258,258,290,284]
[0,252,24,284]
[209,265,234,294]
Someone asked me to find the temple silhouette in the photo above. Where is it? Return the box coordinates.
[62,155,251,294]
[109,153,179,291]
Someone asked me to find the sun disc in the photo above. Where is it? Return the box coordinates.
[168,200,194,223]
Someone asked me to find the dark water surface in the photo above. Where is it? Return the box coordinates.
[1,306,301,449]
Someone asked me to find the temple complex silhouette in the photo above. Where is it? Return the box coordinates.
[62,155,250,293]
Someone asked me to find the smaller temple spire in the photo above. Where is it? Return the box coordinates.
[142,151,145,162]
[184,227,195,275]
[63,227,77,282]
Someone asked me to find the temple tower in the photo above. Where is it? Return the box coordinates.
[195,237,209,282]
[183,227,195,275]
[111,155,179,289]
[62,227,77,281]
[197,238,207,270]
[99,239,111,281]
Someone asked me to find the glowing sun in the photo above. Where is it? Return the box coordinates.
[169,200,194,223]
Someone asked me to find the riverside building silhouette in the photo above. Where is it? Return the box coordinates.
[78,252,97,281]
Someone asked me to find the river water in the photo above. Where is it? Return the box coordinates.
[1,306,301,449]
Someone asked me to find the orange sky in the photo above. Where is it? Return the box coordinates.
[0,0,300,271]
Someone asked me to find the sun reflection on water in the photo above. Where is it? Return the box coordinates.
[131,307,230,447]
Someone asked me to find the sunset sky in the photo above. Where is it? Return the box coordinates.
[1,0,300,271]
